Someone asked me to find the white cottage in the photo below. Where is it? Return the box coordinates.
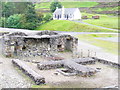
[53,6,81,20]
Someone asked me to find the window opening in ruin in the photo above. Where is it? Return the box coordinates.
[57,45,62,49]
[22,45,26,50]
[57,45,64,52]
[65,38,72,52]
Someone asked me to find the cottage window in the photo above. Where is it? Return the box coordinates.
[58,15,59,19]
[55,14,56,18]
[67,15,69,19]
[64,15,66,18]
[60,14,61,18]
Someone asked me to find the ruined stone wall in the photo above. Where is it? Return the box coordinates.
[50,35,78,52]
[2,31,78,58]
[2,35,24,57]
[19,38,52,58]
[2,32,26,57]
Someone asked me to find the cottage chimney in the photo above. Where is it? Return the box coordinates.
[61,6,65,19]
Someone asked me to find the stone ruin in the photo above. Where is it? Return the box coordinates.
[1,30,119,86]
[1,30,78,58]
[12,57,97,85]
[12,57,120,85]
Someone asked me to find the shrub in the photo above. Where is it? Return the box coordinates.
[6,14,23,28]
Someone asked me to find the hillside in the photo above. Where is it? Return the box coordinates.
[36,20,116,32]
[79,2,119,15]
[35,2,98,9]
[35,2,119,15]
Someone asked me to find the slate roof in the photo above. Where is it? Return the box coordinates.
[53,8,79,15]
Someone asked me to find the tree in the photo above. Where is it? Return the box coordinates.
[36,12,44,24]
[1,2,28,17]
[24,2,38,30]
[1,2,42,30]
[6,14,24,28]
[50,1,62,12]
[43,14,52,22]
[2,2,15,17]
[0,17,7,27]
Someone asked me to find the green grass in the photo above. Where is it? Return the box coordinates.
[82,13,119,30]
[75,34,118,55]
[35,2,98,9]
[36,20,117,32]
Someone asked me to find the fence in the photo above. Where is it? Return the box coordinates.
[73,49,97,58]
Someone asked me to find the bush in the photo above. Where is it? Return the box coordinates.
[6,14,24,28]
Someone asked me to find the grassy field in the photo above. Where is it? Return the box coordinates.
[35,2,98,9]
[82,13,119,30]
[75,34,118,55]
[36,20,117,32]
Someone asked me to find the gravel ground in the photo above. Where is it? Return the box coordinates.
[0,56,32,89]
[26,62,118,88]
[0,39,32,89]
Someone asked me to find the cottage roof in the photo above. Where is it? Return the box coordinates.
[53,8,79,15]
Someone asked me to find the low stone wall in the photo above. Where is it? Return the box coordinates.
[37,60,64,70]
[12,59,45,85]
[64,60,97,77]
[37,58,97,76]
[92,57,120,69]
[37,58,96,70]
[72,58,96,65]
